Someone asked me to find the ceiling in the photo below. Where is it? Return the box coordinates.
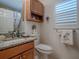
[0,0,22,12]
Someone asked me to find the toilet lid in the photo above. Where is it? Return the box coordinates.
[36,44,52,51]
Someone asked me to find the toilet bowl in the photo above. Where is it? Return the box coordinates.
[35,44,53,59]
[35,44,53,54]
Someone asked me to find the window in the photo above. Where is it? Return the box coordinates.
[55,0,77,25]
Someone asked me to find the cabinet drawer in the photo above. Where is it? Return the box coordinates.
[0,41,34,59]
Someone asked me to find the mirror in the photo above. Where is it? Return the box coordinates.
[0,0,22,12]
[0,0,22,35]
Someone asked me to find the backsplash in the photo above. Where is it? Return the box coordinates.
[20,20,40,36]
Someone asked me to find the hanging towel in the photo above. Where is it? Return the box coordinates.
[57,30,74,45]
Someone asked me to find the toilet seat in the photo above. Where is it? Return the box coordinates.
[36,44,52,51]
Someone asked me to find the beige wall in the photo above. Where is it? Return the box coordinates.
[40,0,79,59]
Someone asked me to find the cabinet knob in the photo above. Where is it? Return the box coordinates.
[20,56,23,59]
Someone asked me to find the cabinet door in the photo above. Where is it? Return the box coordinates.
[31,0,44,15]
[11,55,21,59]
[23,49,34,59]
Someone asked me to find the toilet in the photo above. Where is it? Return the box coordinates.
[31,25,53,59]
[34,33,53,59]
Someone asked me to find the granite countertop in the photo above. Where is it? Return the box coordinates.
[0,37,36,51]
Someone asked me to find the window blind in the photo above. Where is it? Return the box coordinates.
[55,0,77,25]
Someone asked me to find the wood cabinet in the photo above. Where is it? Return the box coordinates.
[23,49,34,59]
[11,55,21,59]
[31,0,44,15]
[0,41,34,59]
[23,0,44,22]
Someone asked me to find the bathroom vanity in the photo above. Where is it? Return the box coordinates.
[0,37,36,59]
